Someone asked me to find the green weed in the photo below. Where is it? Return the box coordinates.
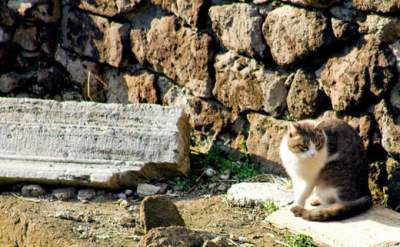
[284,233,315,247]
[262,200,279,213]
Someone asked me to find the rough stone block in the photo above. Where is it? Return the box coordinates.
[267,206,400,247]
[0,98,190,188]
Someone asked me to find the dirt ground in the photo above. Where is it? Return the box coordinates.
[0,194,292,247]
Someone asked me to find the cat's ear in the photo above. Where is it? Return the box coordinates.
[288,122,300,137]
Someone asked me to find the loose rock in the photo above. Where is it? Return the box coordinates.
[139,195,185,232]
[21,184,46,197]
[77,189,96,201]
[137,183,163,197]
[52,188,76,201]
[353,0,400,13]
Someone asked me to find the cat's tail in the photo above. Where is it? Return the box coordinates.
[300,196,372,221]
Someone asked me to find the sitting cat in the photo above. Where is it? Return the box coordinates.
[279,119,372,221]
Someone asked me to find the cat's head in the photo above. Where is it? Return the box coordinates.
[287,121,325,159]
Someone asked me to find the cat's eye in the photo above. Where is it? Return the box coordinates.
[299,146,309,152]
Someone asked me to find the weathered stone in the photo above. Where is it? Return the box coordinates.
[139,195,185,232]
[263,5,333,66]
[359,15,400,43]
[374,100,400,160]
[21,185,46,197]
[0,71,34,93]
[214,51,288,116]
[7,0,60,23]
[137,183,164,197]
[287,69,323,120]
[65,0,143,17]
[0,97,190,188]
[280,0,337,8]
[150,0,205,27]
[227,182,292,207]
[209,3,266,58]
[267,206,400,247]
[104,67,158,104]
[246,113,288,175]
[202,237,230,247]
[13,24,38,51]
[163,85,230,135]
[389,40,400,113]
[61,6,129,67]
[54,47,105,101]
[320,37,397,111]
[137,226,219,247]
[330,1,362,22]
[331,18,356,41]
[352,0,400,13]
[77,189,96,201]
[52,188,76,201]
[131,16,213,98]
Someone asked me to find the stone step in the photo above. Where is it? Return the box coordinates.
[267,206,400,247]
[0,97,190,188]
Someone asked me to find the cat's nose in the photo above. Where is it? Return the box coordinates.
[307,149,316,157]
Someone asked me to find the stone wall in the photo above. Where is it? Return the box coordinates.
[1,0,400,209]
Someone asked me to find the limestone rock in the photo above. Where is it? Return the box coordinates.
[54,47,104,101]
[0,98,191,188]
[7,0,60,23]
[104,68,158,104]
[137,226,219,247]
[139,195,185,232]
[263,5,333,66]
[227,182,292,207]
[131,16,214,98]
[61,6,129,67]
[287,69,323,120]
[374,100,400,160]
[214,51,288,116]
[21,185,46,197]
[320,37,397,111]
[267,206,400,247]
[64,0,143,17]
[150,0,205,27]
[209,3,266,58]
[359,15,400,43]
[246,113,288,174]
[13,24,38,51]
[137,184,164,197]
[280,0,338,8]
[352,0,400,13]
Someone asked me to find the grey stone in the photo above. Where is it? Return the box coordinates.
[77,189,96,201]
[0,97,190,188]
[21,184,46,197]
[209,3,266,58]
[64,0,143,17]
[267,206,400,247]
[13,23,38,51]
[227,182,292,207]
[52,188,76,201]
[0,71,34,93]
[137,183,163,197]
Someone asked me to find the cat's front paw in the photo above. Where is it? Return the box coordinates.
[290,205,305,217]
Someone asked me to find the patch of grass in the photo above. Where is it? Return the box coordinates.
[284,233,315,247]
[175,177,188,191]
[262,200,279,213]
[202,145,261,182]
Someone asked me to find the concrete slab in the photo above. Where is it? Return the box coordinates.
[227,182,293,207]
[0,97,190,188]
[267,206,400,247]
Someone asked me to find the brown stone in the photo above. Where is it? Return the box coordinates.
[64,0,143,17]
[209,3,266,58]
[287,69,324,120]
[214,51,288,116]
[13,24,38,51]
[320,37,397,111]
[139,195,185,232]
[104,68,158,104]
[352,0,400,13]
[246,113,288,175]
[263,5,333,66]
[131,16,214,98]
[150,0,205,27]
[61,6,129,67]
[359,15,400,43]
[0,71,34,93]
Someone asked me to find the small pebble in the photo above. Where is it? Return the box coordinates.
[125,189,134,196]
[205,168,217,177]
[127,205,137,212]
[21,184,46,197]
[132,235,141,241]
[238,236,247,243]
[220,170,231,180]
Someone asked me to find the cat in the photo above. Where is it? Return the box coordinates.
[279,118,372,221]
